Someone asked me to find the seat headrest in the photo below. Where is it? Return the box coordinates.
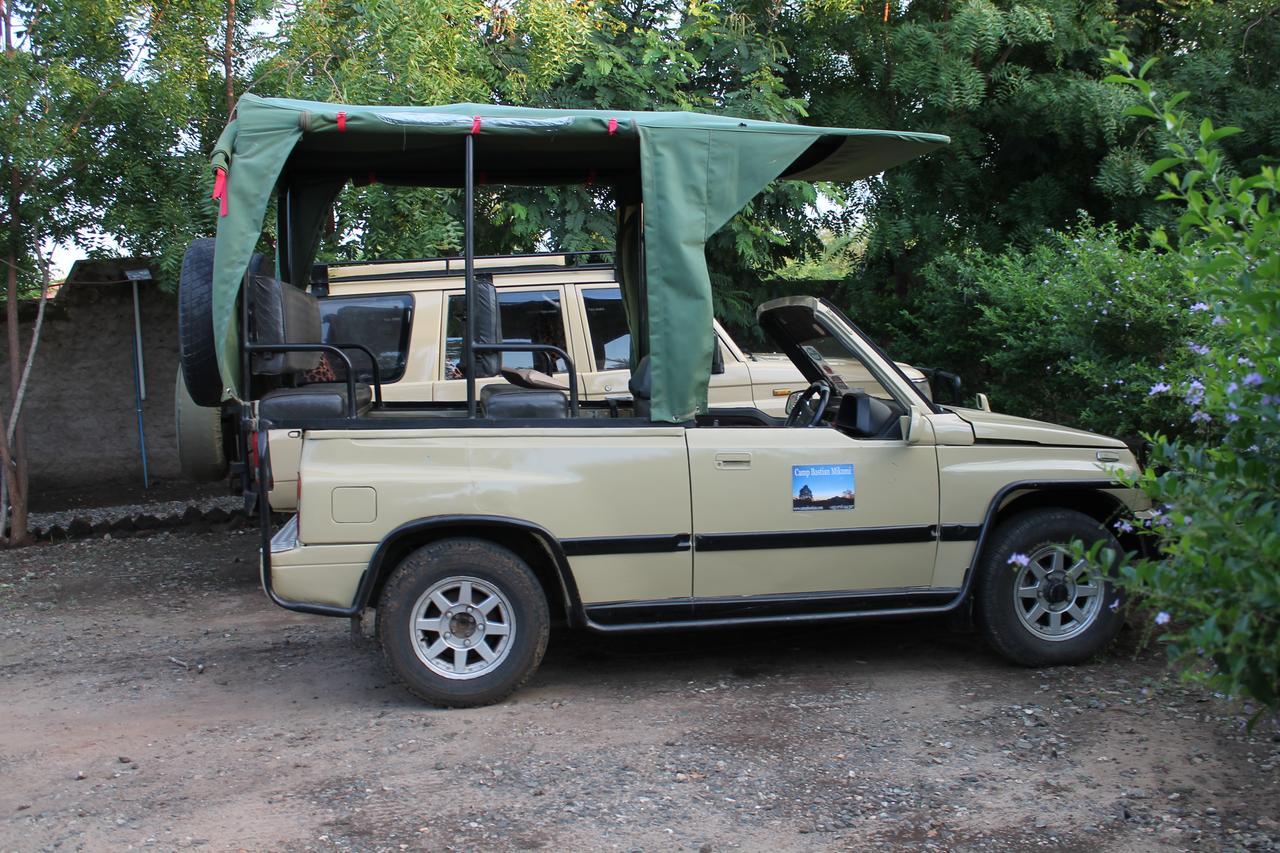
[250,275,321,375]
[471,274,502,378]
[628,354,651,401]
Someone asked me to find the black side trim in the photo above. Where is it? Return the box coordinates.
[695,525,934,553]
[585,586,961,625]
[939,523,982,542]
[561,533,691,557]
[582,478,1128,633]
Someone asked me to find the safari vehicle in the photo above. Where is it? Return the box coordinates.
[179,96,1147,707]
[176,250,937,509]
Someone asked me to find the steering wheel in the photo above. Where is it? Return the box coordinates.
[785,381,832,427]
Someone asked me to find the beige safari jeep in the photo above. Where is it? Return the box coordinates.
[234,251,933,509]
[179,96,1147,708]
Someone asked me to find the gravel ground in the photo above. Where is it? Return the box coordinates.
[27,494,245,534]
[0,531,1277,851]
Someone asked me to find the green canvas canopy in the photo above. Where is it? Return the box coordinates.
[209,94,947,422]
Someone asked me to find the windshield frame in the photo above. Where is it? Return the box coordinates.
[757,295,939,415]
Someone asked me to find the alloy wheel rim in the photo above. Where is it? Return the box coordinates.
[410,576,515,680]
[1013,546,1104,642]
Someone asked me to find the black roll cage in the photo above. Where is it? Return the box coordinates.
[239,133,582,419]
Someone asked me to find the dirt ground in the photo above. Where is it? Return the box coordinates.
[0,531,1277,852]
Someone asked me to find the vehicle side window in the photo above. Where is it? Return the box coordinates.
[582,287,630,371]
[444,290,567,378]
[317,294,414,383]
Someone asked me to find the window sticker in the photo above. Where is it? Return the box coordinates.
[792,464,855,511]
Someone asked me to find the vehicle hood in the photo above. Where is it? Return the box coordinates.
[947,407,1126,448]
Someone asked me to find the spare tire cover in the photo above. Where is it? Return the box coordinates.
[178,239,265,406]
[175,367,229,482]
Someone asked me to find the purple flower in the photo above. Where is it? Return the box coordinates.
[1226,413,1240,423]
[1227,382,1239,394]
[1155,611,1171,625]
[1213,315,1227,326]
[1243,372,1264,387]
[1114,519,1133,533]
[1238,357,1254,367]
[1187,342,1211,356]
[1148,382,1171,396]
[1185,380,1205,406]
[1189,302,1210,313]
[1008,553,1030,568]
[1109,599,1121,612]
[1191,411,1212,424]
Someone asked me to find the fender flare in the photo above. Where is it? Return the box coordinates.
[354,515,586,626]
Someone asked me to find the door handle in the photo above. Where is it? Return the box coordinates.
[714,452,752,469]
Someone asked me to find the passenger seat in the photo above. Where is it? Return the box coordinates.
[252,275,373,421]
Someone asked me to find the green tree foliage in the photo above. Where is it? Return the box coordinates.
[1102,51,1280,713]
[780,0,1137,292]
[257,0,597,261]
[0,0,259,543]
[876,219,1206,442]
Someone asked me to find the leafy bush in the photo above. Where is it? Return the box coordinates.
[863,219,1208,443]
[1103,50,1280,712]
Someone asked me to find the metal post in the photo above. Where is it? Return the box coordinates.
[464,134,477,418]
[129,324,150,488]
[131,280,147,401]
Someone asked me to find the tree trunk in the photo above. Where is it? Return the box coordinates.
[224,0,236,116]
[2,247,28,545]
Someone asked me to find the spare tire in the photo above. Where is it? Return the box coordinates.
[175,367,229,481]
[178,239,265,406]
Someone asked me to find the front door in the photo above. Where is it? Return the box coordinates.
[686,427,940,599]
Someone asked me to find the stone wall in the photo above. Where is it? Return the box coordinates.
[0,281,184,498]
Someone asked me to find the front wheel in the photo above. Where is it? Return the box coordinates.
[376,538,549,707]
[976,508,1124,667]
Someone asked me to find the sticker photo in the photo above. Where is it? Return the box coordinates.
[792,464,855,511]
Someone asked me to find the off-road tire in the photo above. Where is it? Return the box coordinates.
[178,239,265,407]
[174,367,228,481]
[377,538,550,707]
[976,508,1124,667]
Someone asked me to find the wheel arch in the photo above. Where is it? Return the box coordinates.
[359,515,584,627]
[990,483,1142,555]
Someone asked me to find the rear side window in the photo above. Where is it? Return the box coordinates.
[445,290,567,378]
[582,287,630,370]
[318,294,414,383]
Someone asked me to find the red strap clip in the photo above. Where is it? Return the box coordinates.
[471,116,482,135]
[336,111,347,131]
[607,117,618,136]
[212,168,228,217]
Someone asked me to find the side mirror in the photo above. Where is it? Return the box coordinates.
[785,389,803,414]
[903,405,934,446]
[711,339,725,375]
[975,392,992,412]
[921,368,962,404]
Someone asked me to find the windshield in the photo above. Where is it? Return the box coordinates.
[794,328,892,402]
[759,296,934,410]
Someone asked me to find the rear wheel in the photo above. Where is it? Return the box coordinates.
[976,508,1124,667]
[377,538,549,707]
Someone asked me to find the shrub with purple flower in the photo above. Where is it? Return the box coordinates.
[1100,49,1280,713]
